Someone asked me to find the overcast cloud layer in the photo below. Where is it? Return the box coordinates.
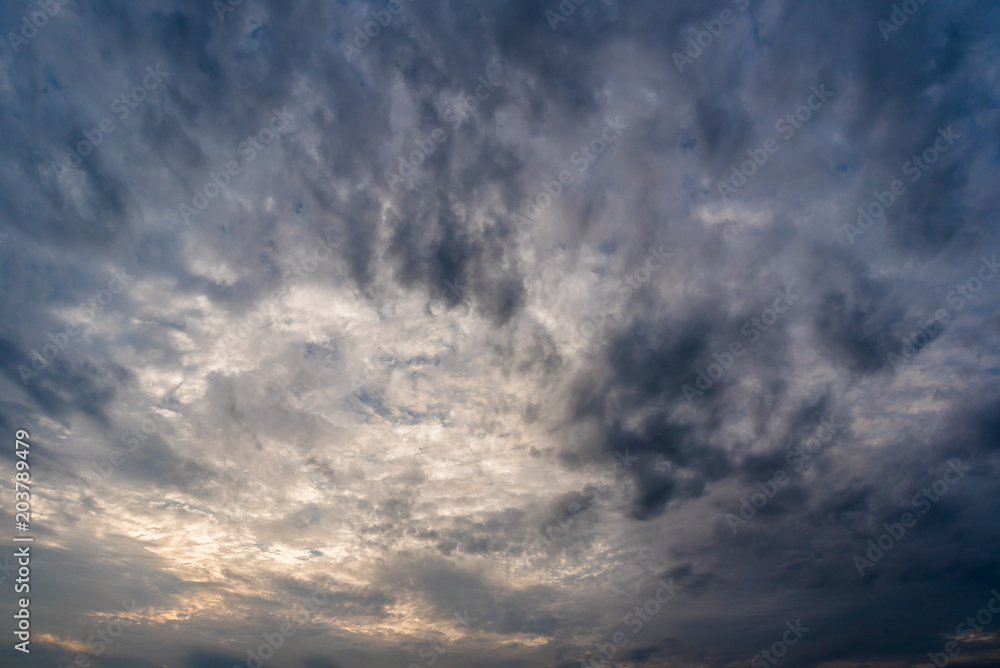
[1,0,1000,666]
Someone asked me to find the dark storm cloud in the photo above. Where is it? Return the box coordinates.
[0,335,126,427]
[301,658,343,668]
[807,246,906,374]
[182,651,245,668]
[381,555,567,637]
[273,575,394,619]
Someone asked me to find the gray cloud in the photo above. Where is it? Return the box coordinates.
[1,0,998,665]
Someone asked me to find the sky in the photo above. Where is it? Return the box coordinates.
[1,0,1000,666]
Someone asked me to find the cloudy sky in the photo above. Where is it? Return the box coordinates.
[1,0,1000,666]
